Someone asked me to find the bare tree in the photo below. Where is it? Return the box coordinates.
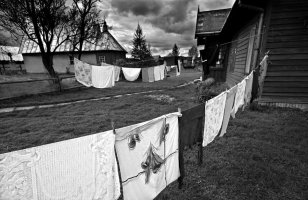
[0,0,69,78]
[69,0,101,59]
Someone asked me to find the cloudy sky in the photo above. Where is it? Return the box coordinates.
[97,0,235,57]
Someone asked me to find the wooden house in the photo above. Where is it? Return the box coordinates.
[19,21,127,74]
[195,0,308,110]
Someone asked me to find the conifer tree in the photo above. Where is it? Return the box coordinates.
[171,44,180,56]
[131,24,152,60]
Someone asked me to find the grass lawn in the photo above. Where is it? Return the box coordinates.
[0,69,201,108]
[0,73,307,199]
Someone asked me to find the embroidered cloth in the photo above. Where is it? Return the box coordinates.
[74,58,92,87]
[202,92,227,147]
[0,131,120,200]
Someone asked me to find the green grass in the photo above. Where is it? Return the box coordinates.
[0,69,201,108]
[0,72,307,199]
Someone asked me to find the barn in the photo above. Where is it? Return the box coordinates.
[195,0,308,110]
[19,21,127,74]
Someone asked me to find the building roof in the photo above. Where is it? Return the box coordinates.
[195,8,231,36]
[19,23,127,54]
[0,46,23,62]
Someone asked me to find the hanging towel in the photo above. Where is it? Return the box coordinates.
[74,58,92,87]
[142,68,150,82]
[178,104,204,187]
[243,72,254,110]
[231,78,246,118]
[122,67,141,81]
[148,67,155,82]
[115,113,181,200]
[0,131,120,200]
[160,64,165,80]
[92,65,115,88]
[154,65,161,81]
[219,85,238,137]
[202,92,227,147]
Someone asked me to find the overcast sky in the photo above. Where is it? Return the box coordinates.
[98,0,235,57]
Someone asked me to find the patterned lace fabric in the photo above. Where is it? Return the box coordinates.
[203,92,227,147]
[74,58,92,87]
[0,131,120,200]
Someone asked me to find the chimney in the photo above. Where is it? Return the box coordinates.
[94,23,101,39]
[103,20,108,32]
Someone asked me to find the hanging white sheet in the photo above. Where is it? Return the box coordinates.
[122,67,141,81]
[0,131,120,200]
[101,62,121,82]
[92,65,115,88]
[231,78,247,118]
[115,113,181,200]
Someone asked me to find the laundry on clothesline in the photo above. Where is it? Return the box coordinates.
[220,85,237,137]
[74,58,116,88]
[202,91,227,147]
[74,58,92,87]
[92,64,115,88]
[178,104,204,187]
[101,62,121,82]
[231,78,246,118]
[243,71,254,110]
[0,130,120,200]
[142,67,155,82]
[122,67,141,81]
[115,112,181,200]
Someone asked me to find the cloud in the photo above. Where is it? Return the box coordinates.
[99,0,235,56]
[111,0,163,16]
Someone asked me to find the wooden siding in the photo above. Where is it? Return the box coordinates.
[260,0,308,105]
[226,17,259,86]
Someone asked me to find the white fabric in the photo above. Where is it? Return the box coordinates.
[231,78,247,118]
[92,65,115,88]
[243,72,254,110]
[154,65,161,81]
[159,64,165,80]
[0,131,120,200]
[101,62,121,82]
[74,58,92,87]
[115,113,181,200]
[203,92,227,147]
[122,67,141,81]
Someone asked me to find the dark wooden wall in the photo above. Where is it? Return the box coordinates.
[96,51,126,65]
[261,0,308,104]
[225,16,259,86]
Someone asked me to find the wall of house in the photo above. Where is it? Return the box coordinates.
[23,52,122,74]
[225,16,260,86]
[260,0,308,105]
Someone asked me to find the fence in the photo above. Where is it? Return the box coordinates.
[0,75,83,100]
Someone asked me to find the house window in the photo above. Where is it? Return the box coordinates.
[69,56,74,65]
[98,55,105,64]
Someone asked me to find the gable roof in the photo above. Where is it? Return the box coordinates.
[195,8,231,36]
[0,46,23,62]
[19,29,127,54]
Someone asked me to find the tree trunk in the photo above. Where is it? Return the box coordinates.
[41,53,61,91]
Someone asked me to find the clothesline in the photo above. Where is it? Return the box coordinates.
[0,55,268,200]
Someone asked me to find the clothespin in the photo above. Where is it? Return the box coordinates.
[178,107,182,117]
[265,50,270,55]
[111,119,116,135]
